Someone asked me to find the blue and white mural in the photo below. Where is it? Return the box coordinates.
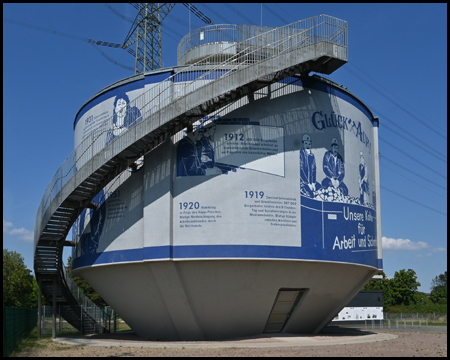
[72,76,381,272]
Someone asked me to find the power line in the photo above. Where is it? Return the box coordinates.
[90,44,134,71]
[263,4,289,25]
[380,162,445,198]
[380,156,446,191]
[161,23,184,41]
[381,121,446,163]
[3,17,122,48]
[223,3,258,26]
[343,66,446,140]
[274,4,297,23]
[348,62,447,134]
[200,3,231,24]
[379,137,447,180]
[381,186,446,216]
[3,16,141,72]
[361,102,447,160]
[182,3,212,24]
[104,4,134,23]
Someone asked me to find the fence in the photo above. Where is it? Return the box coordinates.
[334,313,447,330]
[38,306,131,335]
[3,307,37,357]
[39,305,80,336]
[384,313,447,325]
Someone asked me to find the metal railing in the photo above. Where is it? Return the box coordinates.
[61,266,111,332]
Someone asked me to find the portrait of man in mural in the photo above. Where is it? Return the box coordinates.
[106,91,142,145]
[358,151,370,205]
[177,124,223,177]
[197,124,222,176]
[177,129,203,176]
[321,137,348,196]
[300,133,321,198]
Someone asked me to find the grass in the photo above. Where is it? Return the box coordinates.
[10,328,52,356]
[10,318,133,357]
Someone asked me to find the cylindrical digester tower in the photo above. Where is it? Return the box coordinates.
[71,23,382,341]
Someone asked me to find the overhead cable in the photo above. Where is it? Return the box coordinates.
[182,3,212,24]
[104,4,134,23]
[343,66,446,140]
[348,62,447,134]
[361,102,447,160]
[200,3,231,24]
[224,3,258,26]
[381,121,446,163]
[381,186,446,216]
[380,163,445,197]
[379,137,447,180]
[90,44,134,71]
[380,156,446,191]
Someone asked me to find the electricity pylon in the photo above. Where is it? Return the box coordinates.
[122,3,176,74]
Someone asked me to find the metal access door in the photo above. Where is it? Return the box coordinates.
[263,289,305,333]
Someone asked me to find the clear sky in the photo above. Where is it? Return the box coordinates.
[3,3,447,293]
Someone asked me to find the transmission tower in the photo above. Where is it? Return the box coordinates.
[122,3,176,74]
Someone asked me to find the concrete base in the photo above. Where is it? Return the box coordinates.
[73,260,377,341]
[53,329,398,348]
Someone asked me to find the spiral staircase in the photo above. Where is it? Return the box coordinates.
[34,15,348,334]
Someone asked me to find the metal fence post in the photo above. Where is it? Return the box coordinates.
[37,279,42,339]
[404,319,406,328]
[52,280,57,339]
[42,306,45,335]
[396,319,398,328]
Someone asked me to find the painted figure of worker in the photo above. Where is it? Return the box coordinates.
[197,124,222,176]
[74,190,105,257]
[358,151,369,205]
[177,130,204,176]
[300,133,321,198]
[106,91,142,145]
[321,137,348,196]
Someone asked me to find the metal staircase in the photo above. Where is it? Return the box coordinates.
[34,15,348,334]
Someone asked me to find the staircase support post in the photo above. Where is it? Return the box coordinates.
[37,278,42,339]
[52,278,57,339]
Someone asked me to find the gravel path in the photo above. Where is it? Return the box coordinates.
[14,327,447,357]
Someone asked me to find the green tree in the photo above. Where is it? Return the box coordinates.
[3,249,34,308]
[389,269,421,306]
[430,271,447,291]
[430,286,447,305]
[65,256,108,307]
[413,291,430,306]
[362,270,395,309]
[429,271,447,305]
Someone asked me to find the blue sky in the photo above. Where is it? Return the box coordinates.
[3,3,447,293]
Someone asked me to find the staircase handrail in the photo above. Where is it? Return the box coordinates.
[61,265,110,332]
